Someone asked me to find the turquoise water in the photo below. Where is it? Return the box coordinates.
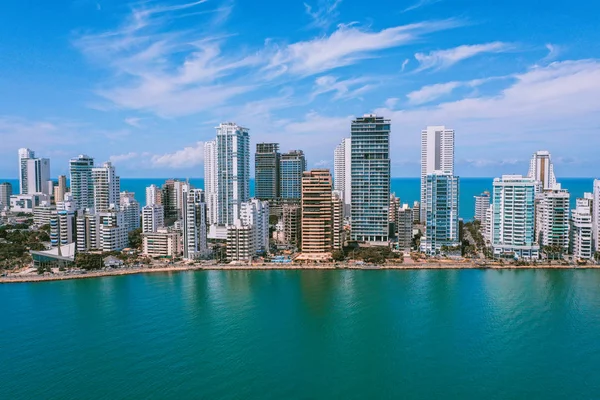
[2,177,595,221]
[1,270,600,399]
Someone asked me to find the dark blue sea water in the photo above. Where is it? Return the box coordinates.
[1,269,600,399]
[2,178,595,221]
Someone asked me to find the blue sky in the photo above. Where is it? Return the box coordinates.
[1,0,600,178]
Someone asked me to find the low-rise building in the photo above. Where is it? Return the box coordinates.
[226,225,254,262]
[142,228,182,258]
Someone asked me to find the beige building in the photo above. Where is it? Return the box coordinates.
[282,203,301,247]
[142,228,182,258]
[299,169,333,260]
[332,191,345,250]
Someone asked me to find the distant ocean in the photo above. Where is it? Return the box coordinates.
[2,177,595,221]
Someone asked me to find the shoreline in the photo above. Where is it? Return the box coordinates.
[2,263,599,284]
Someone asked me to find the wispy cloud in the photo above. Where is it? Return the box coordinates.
[109,152,139,164]
[543,43,561,62]
[124,117,143,128]
[406,76,508,104]
[265,19,462,77]
[403,0,442,12]
[311,75,377,100]
[414,42,512,71]
[304,0,343,30]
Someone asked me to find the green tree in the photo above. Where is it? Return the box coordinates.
[128,228,143,249]
[331,250,345,262]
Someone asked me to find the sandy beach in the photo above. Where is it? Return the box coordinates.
[1,262,598,284]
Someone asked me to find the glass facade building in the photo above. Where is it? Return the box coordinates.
[255,143,280,201]
[280,150,306,201]
[69,155,95,210]
[350,114,390,244]
[422,173,459,255]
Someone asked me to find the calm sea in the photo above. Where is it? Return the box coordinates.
[1,270,599,399]
[2,177,595,221]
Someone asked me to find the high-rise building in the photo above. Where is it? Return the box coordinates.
[183,189,208,260]
[280,150,306,201]
[203,123,251,226]
[142,204,165,233]
[412,201,420,224]
[300,169,333,256]
[350,114,390,244]
[491,175,539,260]
[421,173,459,255]
[571,196,593,260]
[18,148,35,194]
[76,210,128,252]
[0,182,12,210]
[282,203,301,248]
[240,199,270,253]
[420,126,454,222]
[389,193,401,232]
[255,143,280,201]
[54,175,67,203]
[120,192,140,232]
[397,204,413,251]
[474,192,490,223]
[204,139,218,225]
[332,191,345,250]
[162,179,189,222]
[226,225,254,262]
[17,148,51,195]
[535,188,570,254]
[50,210,77,248]
[593,180,600,253]
[70,155,95,210]
[92,162,120,212]
[528,150,557,191]
[334,138,352,216]
[145,184,162,207]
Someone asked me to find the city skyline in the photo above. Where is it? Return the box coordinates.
[2,0,600,178]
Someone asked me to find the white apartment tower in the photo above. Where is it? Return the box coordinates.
[421,126,455,222]
[594,180,600,253]
[491,175,539,260]
[92,162,120,212]
[142,204,165,233]
[239,199,270,253]
[204,140,218,225]
[334,138,352,216]
[474,192,490,223]
[145,184,162,207]
[18,148,51,195]
[571,196,593,260]
[183,189,208,260]
[535,188,570,254]
[528,150,557,191]
[120,192,141,232]
[70,155,95,210]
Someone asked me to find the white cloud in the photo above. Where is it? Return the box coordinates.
[109,152,139,164]
[151,142,205,168]
[304,0,343,30]
[124,117,143,128]
[403,0,442,12]
[414,42,511,71]
[406,76,506,104]
[385,98,399,108]
[312,75,377,100]
[543,43,561,62]
[401,59,410,71]
[265,19,462,77]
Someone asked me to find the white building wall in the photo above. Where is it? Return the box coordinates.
[240,199,270,252]
[593,179,600,253]
[204,140,218,226]
[334,138,352,216]
[420,126,454,222]
[142,204,164,233]
[572,204,593,260]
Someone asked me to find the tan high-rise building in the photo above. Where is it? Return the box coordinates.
[54,175,67,203]
[300,169,333,258]
[283,203,301,247]
[332,191,344,250]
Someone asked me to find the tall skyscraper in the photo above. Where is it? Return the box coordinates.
[120,192,141,232]
[334,138,352,216]
[204,139,218,225]
[474,192,490,223]
[593,179,600,253]
[535,188,570,254]
[162,179,188,221]
[183,189,208,259]
[571,196,593,260]
[54,175,67,203]
[145,184,162,207]
[280,150,306,201]
[255,143,280,201]
[0,182,12,210]
[70,155,95,210]
[421,126,454,222]
[528,150,557,191]
[491,175,539,259]
[421,173,459,255]
[300,169,333,256]
[203,123,250,226]
[18,148,35,194]
[92,162,120,212]
[350,114,391,244]
[282,203,301,248]
[332,191,345,250]
[17,148,51,195]
[142,204,165,233]
[397,204,413,251]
